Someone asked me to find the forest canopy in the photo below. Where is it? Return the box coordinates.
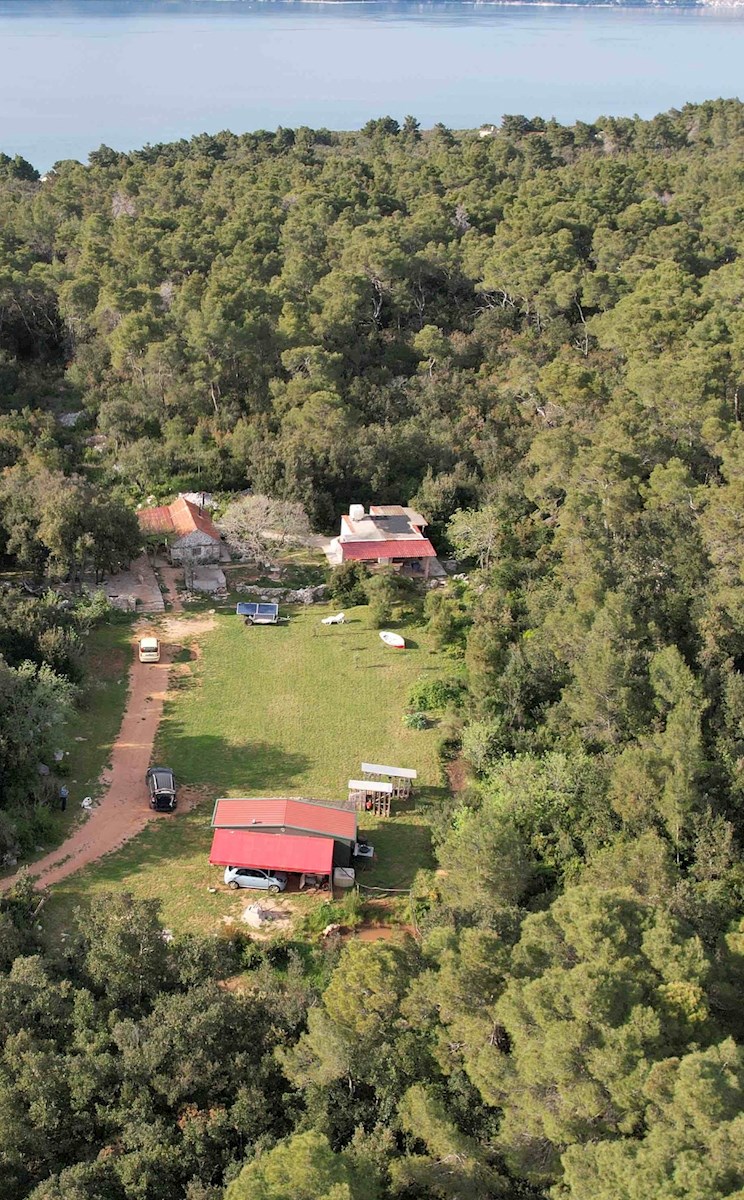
[0,99,744,1200]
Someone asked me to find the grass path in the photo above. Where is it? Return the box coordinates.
[46,605,448,936]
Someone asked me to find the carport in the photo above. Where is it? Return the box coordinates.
[209,829,333,876]
[211,797,357,867]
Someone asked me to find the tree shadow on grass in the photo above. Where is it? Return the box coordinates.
[359,820,435,890]
[155,727,311,795]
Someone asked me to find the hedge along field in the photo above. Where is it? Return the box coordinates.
[45,604,446,936]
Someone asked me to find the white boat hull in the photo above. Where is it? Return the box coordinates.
[379,631,405,649]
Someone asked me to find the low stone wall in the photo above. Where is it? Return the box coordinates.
[234,583,328,605]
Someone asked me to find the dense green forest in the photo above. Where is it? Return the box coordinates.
[1,99,744,1198]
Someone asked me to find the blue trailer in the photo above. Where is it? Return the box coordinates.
[236,601,280,625]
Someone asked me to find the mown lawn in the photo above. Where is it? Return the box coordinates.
[46,605,449,936]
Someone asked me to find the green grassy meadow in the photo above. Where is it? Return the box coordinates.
[64,621,134,801]
[47,605,448,936]
[2,621,133,877]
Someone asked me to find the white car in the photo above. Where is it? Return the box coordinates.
[224,866,288,894]
[138,636,160,663]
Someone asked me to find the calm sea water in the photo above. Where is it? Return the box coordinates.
[0,0,742,169]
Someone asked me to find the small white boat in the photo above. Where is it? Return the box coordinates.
[379,631,405,649]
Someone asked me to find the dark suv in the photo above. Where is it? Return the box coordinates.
[146,766,177,812]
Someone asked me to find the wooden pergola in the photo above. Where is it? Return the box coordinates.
[361,762,417,800]
[348,779,393,817]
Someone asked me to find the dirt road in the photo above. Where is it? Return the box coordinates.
[2,613,213,892]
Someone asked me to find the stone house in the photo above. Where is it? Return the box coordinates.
[137,496,227,565]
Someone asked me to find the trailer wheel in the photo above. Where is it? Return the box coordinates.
[244,617,254,626]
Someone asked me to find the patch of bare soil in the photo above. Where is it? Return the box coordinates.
[162,614,216,640]
[1,616,216,893]
[220,895,294,939]
[446,756,469,793]
[177,785,210,814]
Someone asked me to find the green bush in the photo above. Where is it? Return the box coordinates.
[13,802,60,857]
[407,675,466,712]
[328,561,368,605]
[403,710,429,730]
[240,939,266,971]
[296,891,363,936]
[423,588,470,652]
[461,717,509,774]
[75,589,112,628]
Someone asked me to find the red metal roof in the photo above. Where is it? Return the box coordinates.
[340,538,437,561]
[137,496,221,542]
[211,797,356,841]
[209,829,333,874]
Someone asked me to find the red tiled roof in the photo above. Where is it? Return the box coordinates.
[209,829,333,874]
[211,797,357,842]
[137,496,221,542]
[137,505,175,535]
[170,496,221,540]
[340,538,437,561]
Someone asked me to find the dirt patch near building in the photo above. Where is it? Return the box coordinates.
[162,614,216,640]
[104,553,164,613]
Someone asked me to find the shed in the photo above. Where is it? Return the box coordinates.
[348,778,393,817]
[211,797,357,866]
[209,829,333,876]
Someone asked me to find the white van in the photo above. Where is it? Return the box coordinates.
[138,636,161,663]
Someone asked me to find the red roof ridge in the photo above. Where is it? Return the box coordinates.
[340,538,437,561]
[211,796,357,839]
[137,495,221,541]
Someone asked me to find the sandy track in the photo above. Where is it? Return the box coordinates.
[2,613,213,892]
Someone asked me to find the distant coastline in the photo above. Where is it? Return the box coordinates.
[67,0,744,7]
[4,0,743,7]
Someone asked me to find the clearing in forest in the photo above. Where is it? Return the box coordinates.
[46,605,446,936]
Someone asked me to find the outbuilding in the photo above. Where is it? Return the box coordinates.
[209,829,334,878]
[211,796,358,867]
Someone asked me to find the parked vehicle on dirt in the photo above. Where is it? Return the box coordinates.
[146,766,177,812]
[138,636,161,662]
[224,866,287,893]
